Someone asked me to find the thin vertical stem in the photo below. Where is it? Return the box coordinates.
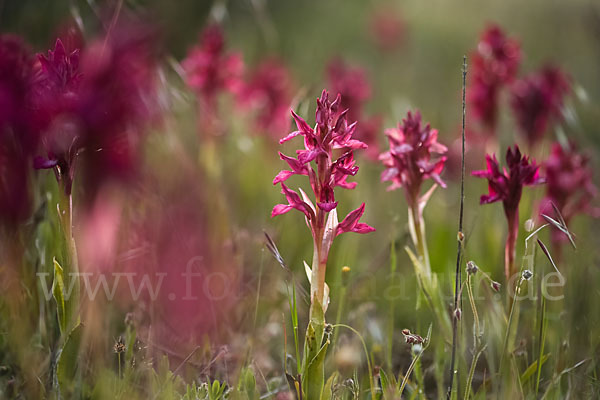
[447,55,467,400]
[504,209,519,280]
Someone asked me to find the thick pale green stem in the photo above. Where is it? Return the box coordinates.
[310,231,327,318]
[408,205,431,278]
[57,186,80,333]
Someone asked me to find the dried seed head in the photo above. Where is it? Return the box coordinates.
[524,218,535,232]
[491,281,501,292]
[402,329,424,345]
[325,323,333,335]
[522,269,533,280]
[113,336,125,354]
[466,260,478,275]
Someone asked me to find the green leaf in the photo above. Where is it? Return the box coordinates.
[238,367,257,400]
[303,298,325,372]
[56,323,83,397]
[52,258,67,335]
[321,372,338,400]
[520,353,550,385]
[304,339,329,400]
[379,369,398,400]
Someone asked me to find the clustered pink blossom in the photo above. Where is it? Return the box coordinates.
[541,142,598,241]
[369,8,405,51]
[32,39,82,194]
[326,58,382,159]
[183,24,243,118]
[238,58,293,138]
[379,111,447,208]
[468,25,521,134]
[0,20,159,228]
[472,145,544,278]
[272,90,374,304]
[510,67,570,147]
[33,23,159,199]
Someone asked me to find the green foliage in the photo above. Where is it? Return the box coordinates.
[56,323,83,398]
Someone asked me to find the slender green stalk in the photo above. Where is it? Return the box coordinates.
[332,324,375,398]
[447,55,468,400]
[464,273,484,400]
[387,241,397,370]
[466,274,479,345]
[499,278,524,373]
[535,294,546,395]
[464,345,486,400]
[398,343,429,398]
[332,285,347,349]
[253,250,264,330]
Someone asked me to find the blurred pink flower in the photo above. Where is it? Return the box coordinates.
[32,39,82,194]
[474,25,521,84]
[34,22,160,198]
[369,8,405,50]
[35,39,81,96]
[0,34,37,226]
[77,24,159,189]
[472,145,543,278]
[510,66,570,147]
[379,111,447,208]
[541,141,598,236]
[327,59,370,121]
[272,90,374,306]
[183,24,243,111]
[120,179,239,347]
[238,58,293,138]
[326,58,381,158]
[468,25,521,134]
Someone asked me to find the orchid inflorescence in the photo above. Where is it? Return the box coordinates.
[473,145,544,279]
[272,89,374,310]
[468,25,521,135]
[379,111,447,279]
[0,23,159,227]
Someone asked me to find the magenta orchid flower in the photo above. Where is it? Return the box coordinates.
[541,141,598,253]
[183,24,243,100]
[510,66,570,147]
[272,90,374,310]
[238,58,293,138]
[326,58,382,159]
[32,39,82,195]
[379,111,447,207]
[468,25,521,136]
[369,8,405,51]
[183,24,243,133]
[473,145,544,278]
[379,110,447,277]
[33,22,159,200]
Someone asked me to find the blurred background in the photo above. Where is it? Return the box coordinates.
[1,0,599,398]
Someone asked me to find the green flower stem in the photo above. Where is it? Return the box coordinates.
[57,186,80,333]
[408,205,431,278]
